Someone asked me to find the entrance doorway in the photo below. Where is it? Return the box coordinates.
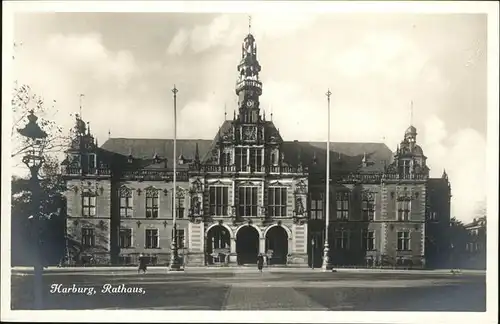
[265,226,288,265]
[236,225,259,265]
[206,225,230,265]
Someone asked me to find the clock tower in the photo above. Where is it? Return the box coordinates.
[235,29,262,124]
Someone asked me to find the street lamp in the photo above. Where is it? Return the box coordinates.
[169,85,183,271]
[17,110,47,310]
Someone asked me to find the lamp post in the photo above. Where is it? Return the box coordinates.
[18,110,47,309]
[169,85,183,271]
[322,89,332,271]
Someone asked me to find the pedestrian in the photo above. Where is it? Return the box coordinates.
[138,253,147,274]
[257,253,264,273]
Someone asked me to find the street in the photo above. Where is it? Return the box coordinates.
[11,268,486,311]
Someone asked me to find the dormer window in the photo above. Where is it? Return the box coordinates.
[127,154,133,164]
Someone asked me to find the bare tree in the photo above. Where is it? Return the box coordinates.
[11,83,68,163]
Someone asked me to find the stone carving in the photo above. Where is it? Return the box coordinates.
[295,196,305,216]
[191,196,201,215]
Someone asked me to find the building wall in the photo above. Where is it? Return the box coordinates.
[65,178,112,264]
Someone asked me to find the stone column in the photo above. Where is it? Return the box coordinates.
[229,237,237,263]
[259,237,265,254]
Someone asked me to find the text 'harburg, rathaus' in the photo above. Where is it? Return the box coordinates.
[61,28,452,269]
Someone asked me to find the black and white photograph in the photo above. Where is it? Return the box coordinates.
[2,1,498,323]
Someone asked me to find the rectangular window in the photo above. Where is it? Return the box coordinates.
[88,154,96,169]
[397,200,411,221]
[399,160,411,177]
[249,148,263,171]
[176,196,185,219]
[176,229,185,249]
[146,190,159,219]
[81,228,95,247]
[209,186,229,216]
[221,152,231,166]
[362,198,375,221]
[82,193,97,217]
[310,192,324,220]
[235,147,248,171]
[119,189,133,218]
[238,186,258,217]
[335,230,349,249]
[268,187,287,217]
[362,230,375,251]
[145,229,159,248]
[119,228,132,248]
[336,192,349,220]
[397,231,411,251]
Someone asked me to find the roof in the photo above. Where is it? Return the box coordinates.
[101,137,393,172]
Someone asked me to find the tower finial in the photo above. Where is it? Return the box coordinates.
[410,100,414,126]
[224,103,227,121]
[108,129,111,139]
[248,15,252,34]
[79,94,85,118]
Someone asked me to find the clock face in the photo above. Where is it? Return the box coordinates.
[246,100,254,108]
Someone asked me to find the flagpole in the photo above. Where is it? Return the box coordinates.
[322,89,332,271]
[169,85,182,271]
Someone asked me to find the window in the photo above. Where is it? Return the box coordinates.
[119,187,133,218]
[362,230,375,251]
[397,200,411,221]
[82,192,96,217]
[145,229,159,248]
[397,231,411,251]
[362,197,375,221]
[336,192,349,220]
[88,154,96,169]
[119,228,132,248]
[209,186,229,216]
[309,192,324,220]
[429,211,437,221]
[118,255,132,265]
[335,230,349,249]
[235,147,248,171]
[221,152,231,166]
[176,196,185,219]
[268,187,287,217]
[271,152,277,166]
[146,188,159,219]
[176,229,185,249]
[249,148,263,171]
[399,160,410,177]
[238,186,258,217]
[81,228,95,247]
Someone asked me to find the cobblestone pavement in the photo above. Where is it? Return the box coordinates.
[10,270,486,311]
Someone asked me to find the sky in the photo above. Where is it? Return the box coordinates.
[9,10,488,223]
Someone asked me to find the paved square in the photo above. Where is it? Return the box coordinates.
[11,268,486,311]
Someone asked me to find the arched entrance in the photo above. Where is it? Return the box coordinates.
[265,226,289,265]
[236,225,259,265]
[206,225,231,265]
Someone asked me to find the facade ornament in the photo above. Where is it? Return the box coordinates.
[163,188,169,196]
[163,220,168,228]
[136,188,142,196]
[136,220,142,228]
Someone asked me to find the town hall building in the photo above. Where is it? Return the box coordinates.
[61,29,451,268]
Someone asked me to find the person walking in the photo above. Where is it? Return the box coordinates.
[138,253,147,274]
[257,253,264,273]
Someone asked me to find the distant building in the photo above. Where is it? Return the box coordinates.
[464,216,486,269]
[61,29,451,268]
